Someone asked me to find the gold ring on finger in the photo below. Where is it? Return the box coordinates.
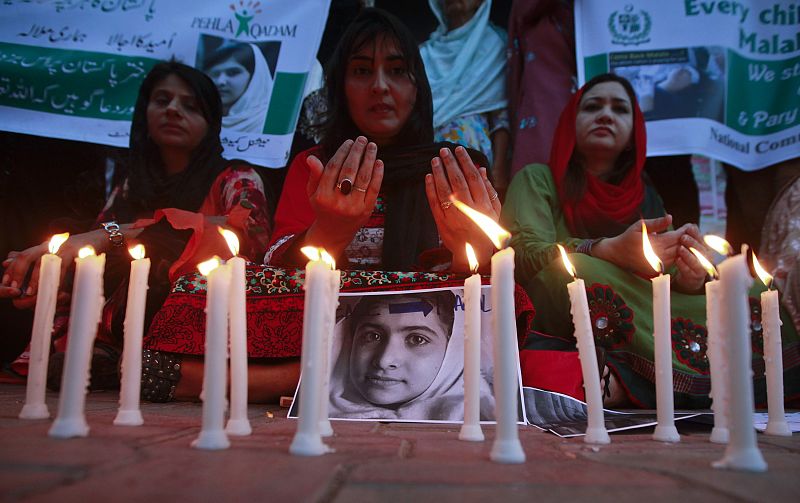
[440,201,453,210]
[490,191,499,201]
[352,185,367,193]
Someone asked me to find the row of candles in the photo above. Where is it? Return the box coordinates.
[16,202,790,471]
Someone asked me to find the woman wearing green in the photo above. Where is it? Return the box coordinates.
[501,73,799,408]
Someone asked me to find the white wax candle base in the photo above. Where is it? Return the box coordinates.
[225,418,253,436]
[49,417,89,439]
[458,424,485,442]
[653,425,680,443]
[709,427,729,444]
[192,430,230,450]
[490,439,526,464]
[713,448,768,472]
[319,420,334,438]
[289,433,331,456]
[19,403,50,420]
[765,421,792,437]
[113,410,144,426]
[584,427,611,445]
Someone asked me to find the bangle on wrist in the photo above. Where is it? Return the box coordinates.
[100,220,125,248]
[576,237,604,256]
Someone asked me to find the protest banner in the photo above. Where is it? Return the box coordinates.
[575,1,800,170]
[0,0,330,167]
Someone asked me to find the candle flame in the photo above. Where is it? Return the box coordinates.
[48,233,69,254]
[301,246,336,270]
[301,246,320,262]
[128,244,146,260]
[450,197,510,249]
[197,257,221,276]
[752,253,773,289]
[218,227,240,257]
[465,243,479,273]
[689,247,717,279]
[641,221,663,274]
[78,246,96,259]
[557,244,577,279]
[704,235,733,256]
[320,249,336,271]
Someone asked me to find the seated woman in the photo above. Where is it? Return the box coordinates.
[145,8,532,406]
[1,62,274,399]
[329,290,494,421]
[420,0,510,191]
[501,73,799,408]
[266,7,501,273]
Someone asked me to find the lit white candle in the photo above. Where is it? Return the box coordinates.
[318,249,338,438]
[452,199,525,464]
[712,245,767,472]
[558,245,609,445]
[459,243,484,442]
[113,244,150,426]
[19,233,68,420]
[192,257,231,450]
[643,222,680,443]
[49,246,106,439]
[290,247,333,456]
[753,254,790,437]
[690,246,728,444]
[220,229,251,437]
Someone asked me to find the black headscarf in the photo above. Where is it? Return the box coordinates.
[110,61,228,222]
[319,9,488,270]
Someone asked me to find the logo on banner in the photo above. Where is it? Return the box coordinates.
[231,1,262,37]
[191,1,298,39]
[608,5,651,46]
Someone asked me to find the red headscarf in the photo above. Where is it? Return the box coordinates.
[548,78,647,236]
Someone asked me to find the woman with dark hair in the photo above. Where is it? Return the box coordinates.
[204,42,272,133]
[501,73,800,409]
[1,61,274,400]
[142,9,533,406]
[266,7,501,272]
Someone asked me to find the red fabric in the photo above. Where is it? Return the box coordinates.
[266,148,320,264]
[507,0,576,176]
[519,348,585,401]
[548,82,647,234]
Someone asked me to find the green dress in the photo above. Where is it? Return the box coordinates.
[502,163,800,408]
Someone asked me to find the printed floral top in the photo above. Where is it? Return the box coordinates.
[434,109,509,168]
[100,165,272,262]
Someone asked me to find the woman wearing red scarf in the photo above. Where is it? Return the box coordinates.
[501,73,800,409]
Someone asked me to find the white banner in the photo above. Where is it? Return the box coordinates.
[0,0,330,167]
[575,1,800,170]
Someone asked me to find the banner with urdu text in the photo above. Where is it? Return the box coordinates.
[0,0,330,167]
[575,1,800,170]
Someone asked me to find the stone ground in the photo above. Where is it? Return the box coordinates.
[0,384,798,502]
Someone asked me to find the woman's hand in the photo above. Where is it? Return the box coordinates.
[304,137,383,259]
[673,229,711,293]
[2,245,48,305]
[592,215,675,275]
[424,146,501,272]
[1,230,107,309]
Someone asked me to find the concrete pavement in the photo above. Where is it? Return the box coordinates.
[0,384,798,502]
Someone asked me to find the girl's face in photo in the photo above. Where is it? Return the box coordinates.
[146,74,208,153]
[344,35,417,146]
[207,59,251,110]
[574,81,634,160]
[349,300,449,406]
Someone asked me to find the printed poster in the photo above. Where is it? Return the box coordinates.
[0,0,330,167]
[290,286,528,425]
[575,1,800,170]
